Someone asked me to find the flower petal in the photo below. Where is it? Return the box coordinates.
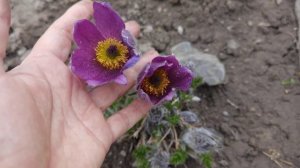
[123,54,139,70]
[71,48,121,87]
[122,29,136,48]
[93,2,125,40]
[114,74,127,85]
[169,66,193,91]
[152,56,179,70]
[138,89,152,103]
[73,19,104,49]
[151,89,176,105]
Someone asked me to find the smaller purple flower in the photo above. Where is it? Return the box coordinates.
[71,2,138,87]
[137,56,193,105]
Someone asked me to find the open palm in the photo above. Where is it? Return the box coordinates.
[0,1,155,167]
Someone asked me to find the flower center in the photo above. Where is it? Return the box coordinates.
[141,69,170,96]
[95,38,129,70]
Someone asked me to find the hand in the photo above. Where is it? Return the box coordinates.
[0,1,156,167]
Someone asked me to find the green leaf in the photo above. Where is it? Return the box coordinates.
[200,153,213,168]
[133,145,150,160]
[135,158,150,168]
[170,149,188,166]
[178,91,192,101]
[192,77,203,89]
[166,114,181,126]
[151,125,163,138]
[133,145,151,168]
[164,101,174,111]
[281,78,296,86]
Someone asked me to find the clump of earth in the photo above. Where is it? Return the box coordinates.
[7,0,300,167]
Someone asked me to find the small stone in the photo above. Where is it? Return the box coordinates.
[192,96,201,102]
[182,128,223,154]
[133,3,139,9]
[179,111,200,125]
[258,22,271,27]
[157,6,162,13]
[143,25,153,33]
[247,20,254,26]
[276,0,282,5]
[219,160,229,166]
[227,39,240,50]
[120,150,126,157]
[171,42,226,85]
[17,47,27,56]
[177,26,184,35]
[223,111,229,116]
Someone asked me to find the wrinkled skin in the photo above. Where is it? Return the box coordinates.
[0,1,156,167]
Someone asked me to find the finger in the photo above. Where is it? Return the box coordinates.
[107,99,151,141]
[90,49,158,111]
[0,0,10,72]
[29,0,93,62]
[125,20,140,37]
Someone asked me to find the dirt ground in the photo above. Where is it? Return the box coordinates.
[7,0,300,168]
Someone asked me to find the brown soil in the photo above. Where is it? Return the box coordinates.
[7,0,300,167]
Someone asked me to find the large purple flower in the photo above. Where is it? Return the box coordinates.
[137,56,193,105]
[71,2,139,86]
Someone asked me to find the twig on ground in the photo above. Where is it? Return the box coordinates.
[263,149,294,168]
[158,128,171,145]
[172,126,179,149]
[226,99,239,109]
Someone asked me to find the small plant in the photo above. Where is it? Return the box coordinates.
[200,153,213,168]
[106,75,221,168]
[128,78,222,167]
[133,145,151,168]
[170,149,188,166]
[281,78,296,86]
[192,77,203,89]
[166,114,181,126]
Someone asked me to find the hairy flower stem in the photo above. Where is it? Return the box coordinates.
[172,126,179,149]
[158,128,171,145]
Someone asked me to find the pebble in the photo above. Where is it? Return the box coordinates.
[120,150,126,157]
[179,111,199,125]
[227,39,240,50]
[17,47,27,56]
[177,25,184,35]
[219,160,229,167]
[192,96,201,102]
[171,42,226,86]
[276,0,283,5]
[143,25,153,33]
[223,111,229,116]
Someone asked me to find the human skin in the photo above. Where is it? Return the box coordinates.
[0,0,156,167]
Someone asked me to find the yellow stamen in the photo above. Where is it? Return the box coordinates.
[141,69,170,96]
[95,38,129,70]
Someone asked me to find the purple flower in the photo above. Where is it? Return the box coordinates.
[137,56,193,105]
[71,2,138,86]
